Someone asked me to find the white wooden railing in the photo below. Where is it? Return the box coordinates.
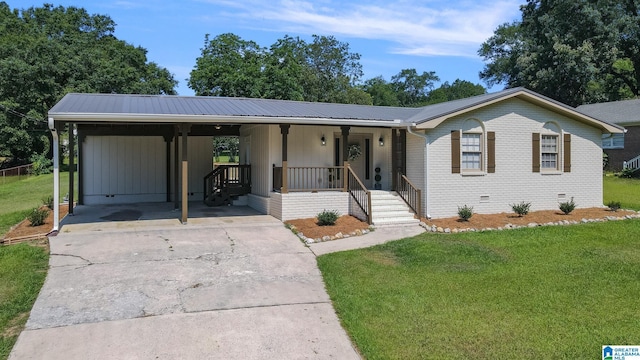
[623,154,640,172]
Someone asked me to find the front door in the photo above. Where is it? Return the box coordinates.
[336,134,373,188]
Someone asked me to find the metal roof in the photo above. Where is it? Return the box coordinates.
[577,99,640,125]
[48,88,624,133]
[49,93,420,126]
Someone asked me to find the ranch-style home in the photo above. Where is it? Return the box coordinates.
[47,87,624,231]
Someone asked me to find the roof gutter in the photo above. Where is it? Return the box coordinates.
[48,113,406,128]
[48,117,60,235]
[406,124,431,219]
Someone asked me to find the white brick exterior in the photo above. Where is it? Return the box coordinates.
[424,98,603,218]
[270,191,350,221]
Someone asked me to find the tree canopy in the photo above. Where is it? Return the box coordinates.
[189,33,370,104]
[0,2,177,165]
[479,0,640,106]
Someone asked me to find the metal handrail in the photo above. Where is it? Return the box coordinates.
[347,166,372,224]
[396,173,421,217]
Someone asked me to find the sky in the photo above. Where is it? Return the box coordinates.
[11,0,524,96]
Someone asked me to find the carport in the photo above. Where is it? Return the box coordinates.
[48,94,245,232]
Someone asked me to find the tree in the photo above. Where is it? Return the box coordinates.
[189,33,265,97]
[479,0,640,106]
[390,69,439,107]
[188,33,369,104]
[426,80,486,104]
[0,3,177,165]
[362,76,400,106]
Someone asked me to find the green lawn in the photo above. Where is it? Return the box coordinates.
[318,221,640,359]
[0,172,74,237]
[603,175,640,210]
[0,244,48,358]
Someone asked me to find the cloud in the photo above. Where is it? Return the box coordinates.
[196,0,522,57]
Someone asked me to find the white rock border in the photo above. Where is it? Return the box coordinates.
[419,211,640,234]
[287,224,373,244]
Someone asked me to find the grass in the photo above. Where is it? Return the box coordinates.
[318,221,640,359]
[603,175,640,210]
[0,172,74,237]
[0,244,48,359]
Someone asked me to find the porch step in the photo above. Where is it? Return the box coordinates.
[369,191,420,226]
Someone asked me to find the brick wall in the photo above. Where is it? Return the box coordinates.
[425,98,603,218]
[270,192,350,221]
[605,125,640,171]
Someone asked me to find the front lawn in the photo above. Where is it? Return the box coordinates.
[603,175,640,210]
[318,221,640,359]
[0,172,74,237]
[0,244,48,359]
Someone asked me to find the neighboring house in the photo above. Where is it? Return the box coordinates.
[47,87,623,231]
[577,99,640,171]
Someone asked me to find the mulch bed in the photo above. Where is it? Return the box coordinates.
[286,215,371,241]
[422,207,638,231]
[2,204,70,245]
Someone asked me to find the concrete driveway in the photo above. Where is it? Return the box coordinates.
[10,205,360,359]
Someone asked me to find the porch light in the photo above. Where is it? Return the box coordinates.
[215,124,221,130]
[379,136,384,146]
[321,135,326,146]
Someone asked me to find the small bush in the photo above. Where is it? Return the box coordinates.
[28,207,49,227]
[619,168,634,178]
[42,195,54,209]
[317,209,340,226]
[559,197,576,215]
[457,205,474,221]
[607,201,622,212]
[510,201,531,217]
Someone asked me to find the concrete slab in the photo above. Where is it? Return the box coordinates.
[11,206,359,360]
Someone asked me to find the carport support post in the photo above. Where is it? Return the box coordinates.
[341,126,350,192]
[173,127,179,210]
[280,124,289,194]
[68,123,74,214]
[181,124,191,224]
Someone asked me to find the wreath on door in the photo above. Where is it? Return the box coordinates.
[348,144,362,162]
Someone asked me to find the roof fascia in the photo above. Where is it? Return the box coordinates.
[48,113,405,128]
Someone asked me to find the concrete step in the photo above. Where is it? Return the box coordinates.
[372,217,421,226]
[372,204,411,212]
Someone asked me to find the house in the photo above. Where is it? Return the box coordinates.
[577,99,640,171]
[47,87,623,231]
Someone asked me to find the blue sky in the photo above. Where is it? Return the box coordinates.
[12,0,524,96]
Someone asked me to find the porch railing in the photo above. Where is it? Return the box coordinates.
[347,166,372,224]
[272,165,344,192]
[396,173,421,217]
[204,164,251,206]
[623,154,640,173]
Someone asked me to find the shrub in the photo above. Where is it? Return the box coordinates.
[510,201,531,217]
[317,209,340,226]
[28,207,49,226]
[457,205,474,221]
[559,197,576,215]
[42,195,54,209]
[607,201,622,212]
[619,168,634,178]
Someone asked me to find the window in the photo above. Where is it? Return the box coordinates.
[461,133,482,170]
[532,131,571,173]
[451,129,495,174]
[602,133,624,149]
[540,134,558,170]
